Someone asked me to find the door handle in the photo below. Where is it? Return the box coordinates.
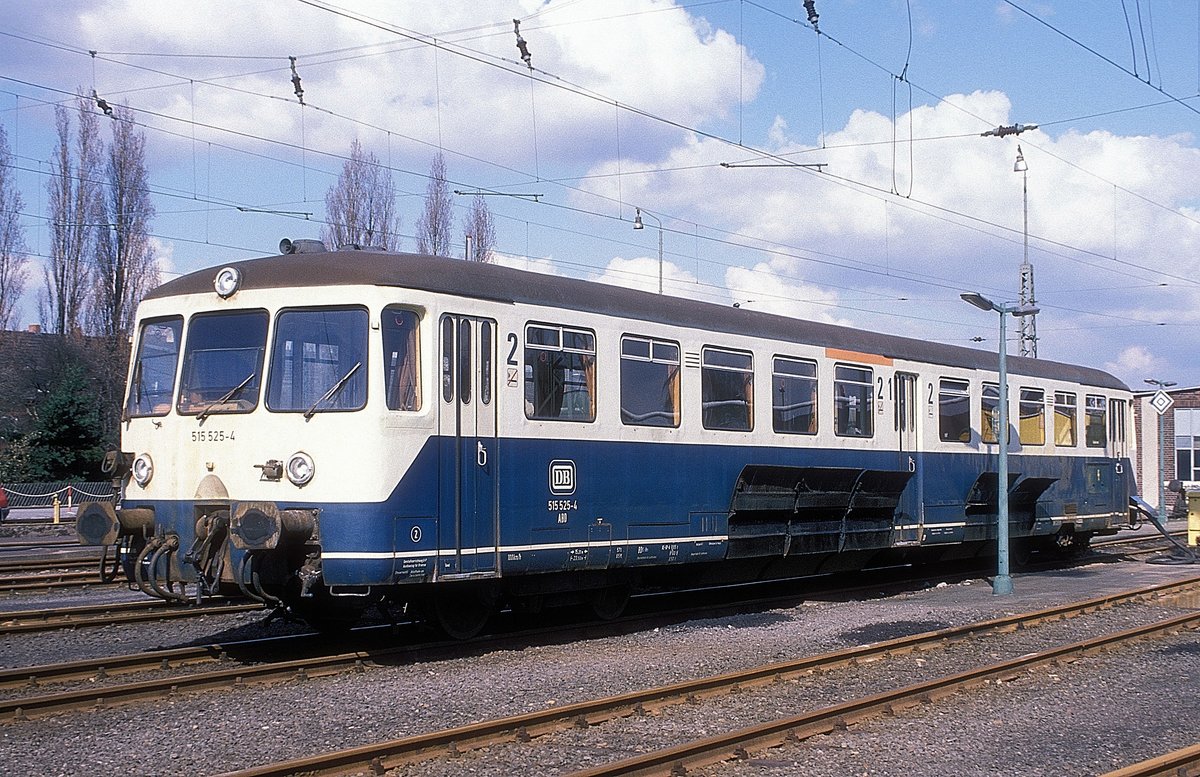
[477,440,487,467]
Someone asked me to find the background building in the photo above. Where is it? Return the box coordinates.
[1133,386,1200,515]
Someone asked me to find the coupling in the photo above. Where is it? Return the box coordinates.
[76,501,155,546]
[230,501,317,550]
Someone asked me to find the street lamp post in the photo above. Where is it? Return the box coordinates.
[961,291,1040,596]
[633,207,663,295]
[1145,378,1178,521]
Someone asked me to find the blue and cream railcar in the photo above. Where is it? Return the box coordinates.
[77,243,1135,633]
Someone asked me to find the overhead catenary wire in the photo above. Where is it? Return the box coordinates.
[0,5,1190,333]
[1000,0,1200,118]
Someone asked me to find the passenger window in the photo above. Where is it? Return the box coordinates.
[834,364,873,437]
[620,336,680,427]
[981,383,1004,444]
[1085,395,1107,447]
[382,308,420,411]
[480,321,493,406]
[938,379,971,443]
[1109,398,1127,446]
[1019,387,1045,445]
[457,319,472,405]
[701,347,753,431]
[1054,391,1077,447]
[524,324,596,421]
[266,307,368,413]
[773,357,817,435]
[441,318,454,403]
[126,316,183,417]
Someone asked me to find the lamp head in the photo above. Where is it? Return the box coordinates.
[960,292,997,313]
[633,208,644,230]
[1013,145,1028,173]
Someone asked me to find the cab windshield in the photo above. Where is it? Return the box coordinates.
[177,310,268,416]
[266,307,368,414]
[126,316,183,417]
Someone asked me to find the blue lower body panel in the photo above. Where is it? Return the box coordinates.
[128,436,1130,589]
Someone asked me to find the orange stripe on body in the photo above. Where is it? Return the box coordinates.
[824,347,894,366]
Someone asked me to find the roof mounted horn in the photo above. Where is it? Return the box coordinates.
[279,238,327,255]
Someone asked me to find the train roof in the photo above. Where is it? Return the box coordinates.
[148,248,1129,392]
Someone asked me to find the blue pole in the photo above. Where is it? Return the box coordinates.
[995,308,1014,595]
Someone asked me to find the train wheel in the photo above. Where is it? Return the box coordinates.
[292,600,366,633]
[431,586,494,640]
[1010,539,1034,570]
[589,584,631,621]
[1051,527,1092,558]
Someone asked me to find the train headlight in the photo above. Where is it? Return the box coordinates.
[286,451,315,486]
[132,453,154,487]
[213,266,242,298]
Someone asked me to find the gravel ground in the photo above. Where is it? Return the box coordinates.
[1,526,1198,776]
[378,591,1200,777]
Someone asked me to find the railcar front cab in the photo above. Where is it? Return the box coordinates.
[78,261,387,614]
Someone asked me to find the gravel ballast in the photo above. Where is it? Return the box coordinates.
[1,534,1198,776]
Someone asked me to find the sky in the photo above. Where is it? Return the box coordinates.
[1,0,1199,390]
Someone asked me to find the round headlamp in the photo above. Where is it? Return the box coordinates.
[286,451,315,486]
[132,453,154,487]
[213,266,242,298]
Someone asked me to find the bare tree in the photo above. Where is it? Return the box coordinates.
[322,139,401,250]
[415,151,453,257]
[89,104,158,340]
[462,194,496,262]
[42,96,102,336]
[0,123,29,329]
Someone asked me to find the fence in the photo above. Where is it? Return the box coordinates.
[2,482,119,509]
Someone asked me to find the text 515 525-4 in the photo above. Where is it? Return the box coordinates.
[191,430,235,442]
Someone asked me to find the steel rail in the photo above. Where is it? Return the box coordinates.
[210,575,1200,777]
[0,555,102,573]
[1101,742,1200,776]
[0,570,109,591]
[1,648,381,722]
[0,599,264,636]
[569,610,1200,777]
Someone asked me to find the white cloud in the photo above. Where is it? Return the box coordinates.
[576,88,1200,378]
[59,0,762,175]
[1104,345,1165,386]
[492,250,560,276]
[591,255,708,298]
[149,237,176,282]
[725,256,849,326]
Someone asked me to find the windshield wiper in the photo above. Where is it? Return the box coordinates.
[123,360,145,422]
[197,373,256,422]
[305,362,361,420]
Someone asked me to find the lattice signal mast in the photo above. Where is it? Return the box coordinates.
[1015,145,1037,358]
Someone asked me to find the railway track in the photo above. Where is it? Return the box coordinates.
[1102,742,1200,776]
[0,555,102,574]
[5,574,1197,769]
[567,611,1200,777]
[0,598,264,636]
[203,575,1200,777]
[0,569,111,593]
[0,537,80,551]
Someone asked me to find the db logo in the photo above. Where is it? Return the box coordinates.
[549,460,576,495]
